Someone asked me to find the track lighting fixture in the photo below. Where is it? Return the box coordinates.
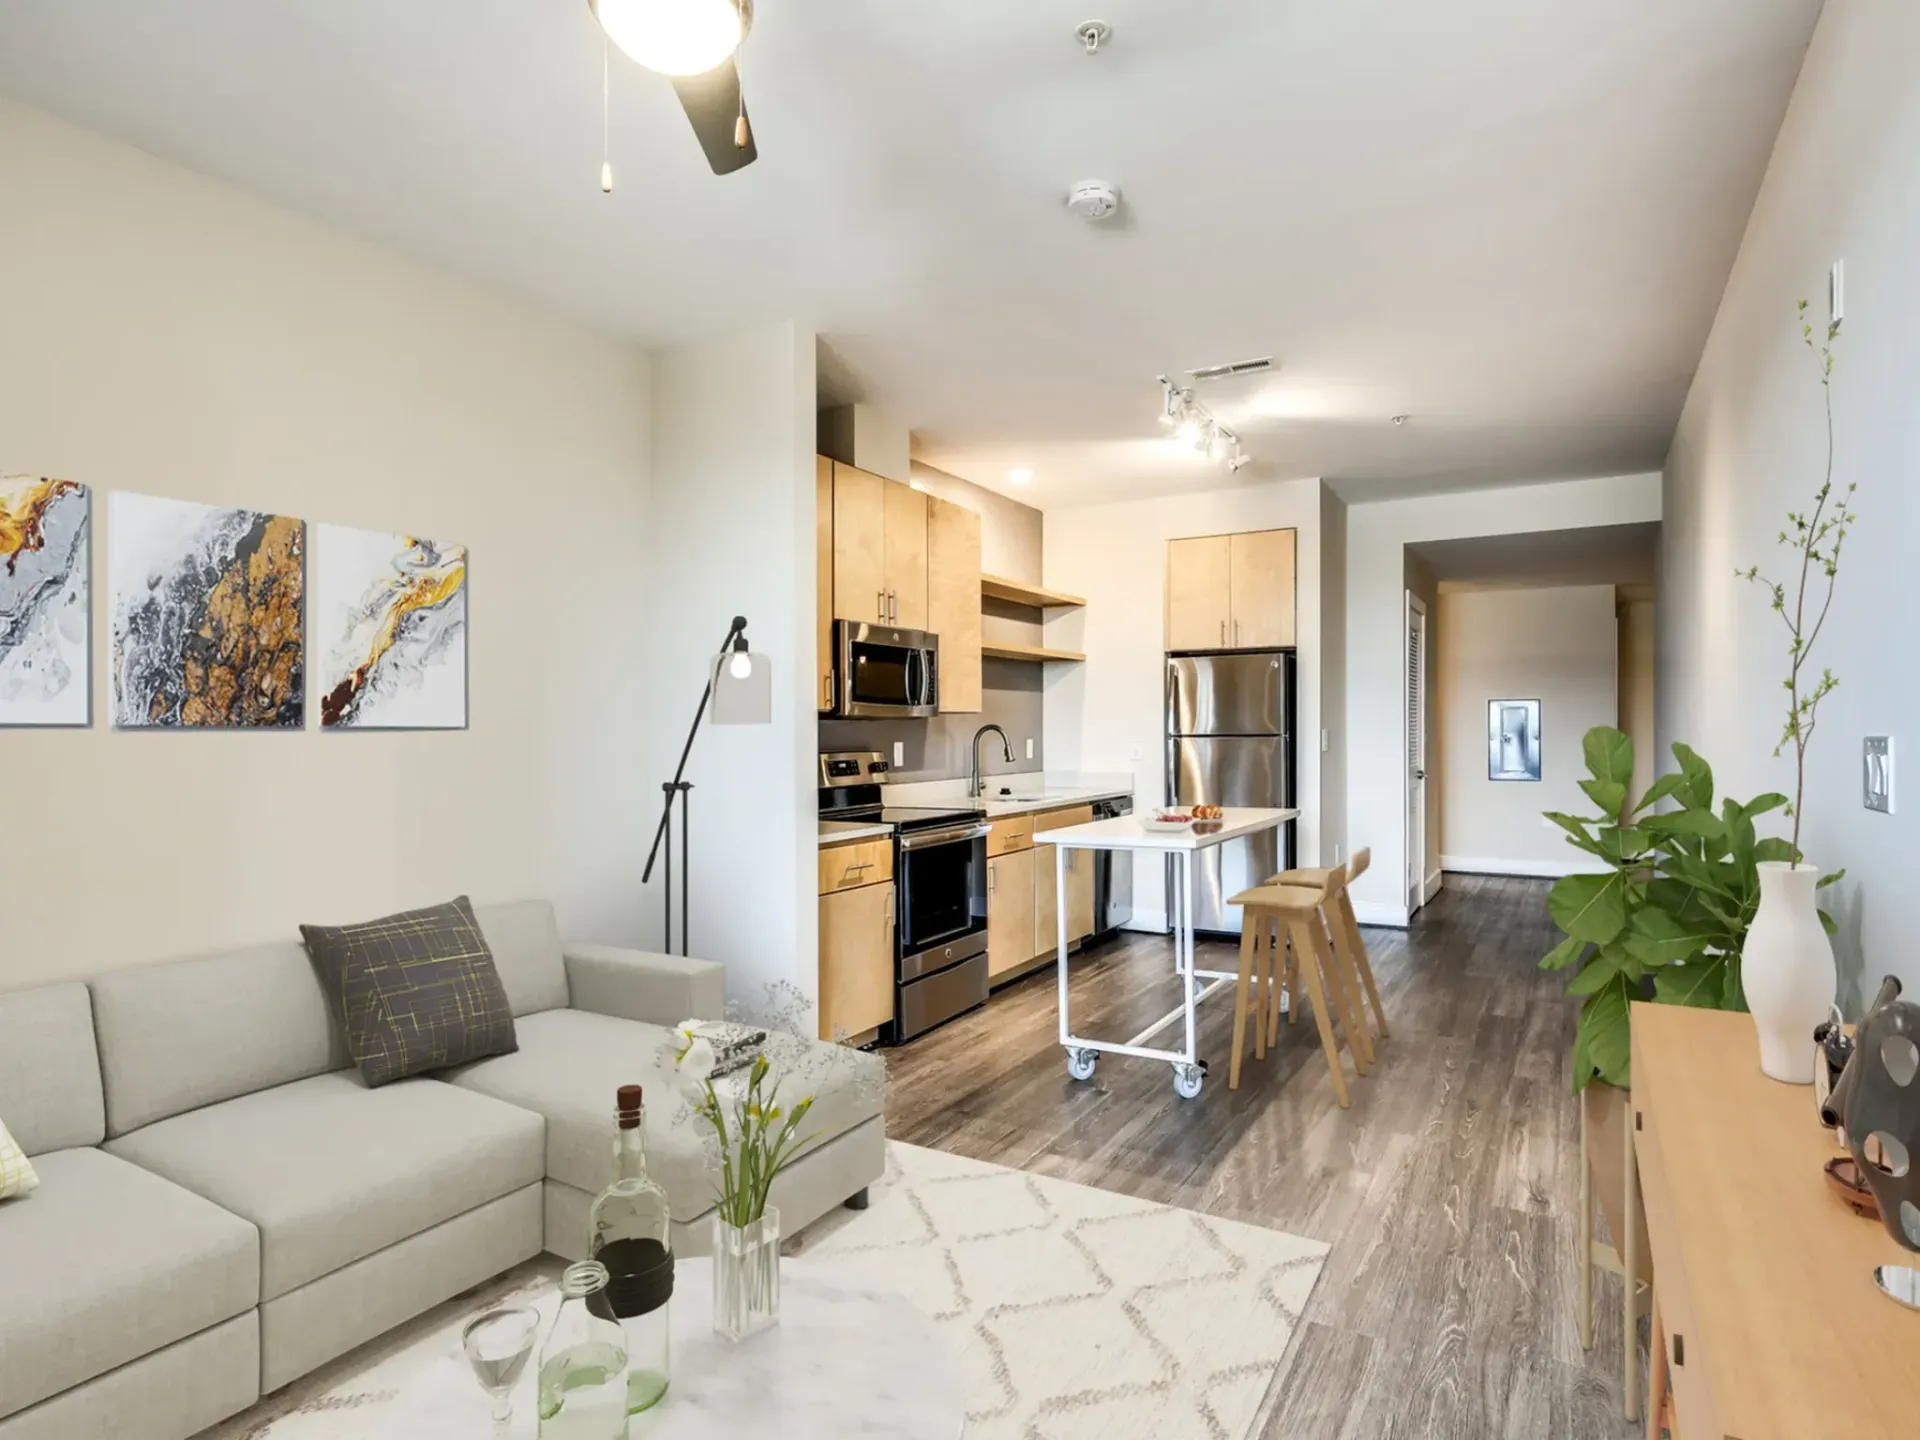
[1157,376,1251,473]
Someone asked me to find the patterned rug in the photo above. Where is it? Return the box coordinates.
[196,1143,1326,1440]
[792,1144,1328,1440]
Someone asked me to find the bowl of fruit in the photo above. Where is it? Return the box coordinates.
[1142,804,1226,834]
[1191,803,1225,834]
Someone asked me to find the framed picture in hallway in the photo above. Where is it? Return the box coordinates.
[314,523,468,729]
[1488,698,1542,781]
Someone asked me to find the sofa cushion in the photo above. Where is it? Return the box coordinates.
[443,1008,884,1225]
[89,942,349,1138]
[302,896,519,1087]
[0,1147,258,1421]
[103,1071,543,1301]
[473,900,571,1017]
[0,983,104,1156]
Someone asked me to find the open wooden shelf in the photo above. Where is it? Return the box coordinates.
[981,641,1086,664]
[980,574,1087,610]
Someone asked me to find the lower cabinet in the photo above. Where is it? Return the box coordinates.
[818,878,895,1042]
[1032,807,1096,963]
[987,846,1037,980]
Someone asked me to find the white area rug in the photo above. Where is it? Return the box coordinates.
[197,1142,1326,1440]
[792,1144,1328,1440]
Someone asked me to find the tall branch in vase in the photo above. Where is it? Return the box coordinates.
[1739,300,1857,854]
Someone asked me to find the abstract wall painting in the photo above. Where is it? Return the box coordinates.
[0,476,91,727]
[110,492,305,729]
[314,524,467,730]
[1488,698,1543,781]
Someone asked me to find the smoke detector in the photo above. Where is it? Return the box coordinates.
[1066,180,1121,222]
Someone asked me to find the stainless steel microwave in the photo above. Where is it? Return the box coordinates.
[833,621,939,718]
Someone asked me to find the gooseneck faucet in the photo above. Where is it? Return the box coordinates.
[970,723,1015,799]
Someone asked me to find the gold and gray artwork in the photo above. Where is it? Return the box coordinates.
[0,476,90,726]
[110,491,305,728]
[315,523,467,729]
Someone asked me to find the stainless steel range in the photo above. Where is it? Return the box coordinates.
[820,751,989,1042]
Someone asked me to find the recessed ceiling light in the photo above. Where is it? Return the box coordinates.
[1008,468,1034,485]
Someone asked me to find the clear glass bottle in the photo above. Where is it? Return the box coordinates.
[536,1261,628,1440]
[587,1083,673,1413]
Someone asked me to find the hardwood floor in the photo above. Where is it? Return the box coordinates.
[884,873,1637,1438]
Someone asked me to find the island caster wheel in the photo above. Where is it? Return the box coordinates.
[1066,1048,1098,1082]
[1172,1063,1205,1099]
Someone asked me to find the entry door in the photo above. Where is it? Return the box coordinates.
[1406,593,1429,915]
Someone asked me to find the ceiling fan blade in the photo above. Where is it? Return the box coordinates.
[670,59,757,175]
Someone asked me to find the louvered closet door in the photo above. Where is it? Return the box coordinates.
[1406,594,1429,915]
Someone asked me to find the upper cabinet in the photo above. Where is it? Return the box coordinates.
[1166,528,1297,651]
[816,457,835,712]
[926,495,982,713]
[831,461,927,629]
[882,480,928,630]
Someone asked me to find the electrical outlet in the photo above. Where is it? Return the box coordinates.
[1026,737,1034,760]
[1864,736,1893,813]
[892,741,905,768]
[1831,259,1846,329]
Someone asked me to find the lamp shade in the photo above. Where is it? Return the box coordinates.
[710,649,771,725]
[590,0,744,77]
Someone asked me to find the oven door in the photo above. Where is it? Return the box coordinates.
[836,622,939,718]
[896,823,988,974]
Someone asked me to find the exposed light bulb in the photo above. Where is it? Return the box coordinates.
[1008,467,1034,485]
[592,0,744,78]
[600,161,614,193]
[1175,418,1200,446]
[728,650,753,680]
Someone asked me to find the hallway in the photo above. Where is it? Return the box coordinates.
[886,875,1632,1437]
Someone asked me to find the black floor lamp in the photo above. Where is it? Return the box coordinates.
[641,614,772,956]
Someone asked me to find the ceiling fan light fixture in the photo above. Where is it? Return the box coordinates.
[591,0,744,78]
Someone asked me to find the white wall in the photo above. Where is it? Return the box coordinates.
[1662,0,1920,1005]
[1042,477,1327,930]
[0,99,654,989]
[645,322,817,1014]
[1347,473,1663,925]
[1435,585,1619,876]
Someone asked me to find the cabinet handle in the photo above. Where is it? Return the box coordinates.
[890,590,898,622]
[1220,619,1226,647]
[989,859,997,893]
[877,590,886,621]
[1672,1333,1685,1368]
[1235,619,1240,646]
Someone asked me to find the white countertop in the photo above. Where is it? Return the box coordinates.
[978,784,1132,819]
[1035,806,1298,852]
[817,820,894,846]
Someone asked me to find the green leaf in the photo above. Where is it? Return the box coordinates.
[1631,772,1686,815]
[1642,808,1724,840]
[1671,743,1715,812]
[1579,778,1629,818]
[1652,960,1724,1008]
[1542,811,1607,858]
[1819,907,1838,937]
[1577,980,1633,1089]
[1548,870,1629,944]
[1817,869,1846,889]
[1566,948,1627,996]
[1733,792,1790,821]
[1583,727,1635,788]
[1753,837,1799,865]
[1540,933,1590,972]
[1623,906,1714,967]
[1594,826,1649,863]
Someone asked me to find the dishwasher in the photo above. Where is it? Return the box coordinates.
[1090,795,1133,940]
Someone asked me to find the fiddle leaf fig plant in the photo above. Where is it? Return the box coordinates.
[1540,727,1839,1090]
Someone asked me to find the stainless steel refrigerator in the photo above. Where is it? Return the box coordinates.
[1166,651,1297,936]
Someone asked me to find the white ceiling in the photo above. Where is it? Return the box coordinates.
[1416,521,1659,591]
[0,1,1823,509]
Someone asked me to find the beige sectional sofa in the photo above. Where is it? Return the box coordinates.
[0,901,885,1440]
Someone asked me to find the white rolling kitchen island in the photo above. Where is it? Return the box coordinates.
[1035,806,1299,1099]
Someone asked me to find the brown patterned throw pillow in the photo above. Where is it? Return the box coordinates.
[302,896,518,1087]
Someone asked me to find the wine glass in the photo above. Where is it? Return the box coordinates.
[461,1306,540,1435]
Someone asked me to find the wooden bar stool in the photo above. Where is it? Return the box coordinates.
[1227,874,1364,1107]
[1267,847,1389,1045]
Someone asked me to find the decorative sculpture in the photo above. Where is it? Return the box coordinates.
[1830,976,1920,1306]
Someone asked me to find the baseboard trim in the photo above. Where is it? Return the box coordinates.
[1352,900,1410,928]
[1440,854,1607,880]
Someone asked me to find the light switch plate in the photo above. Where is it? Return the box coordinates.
[1026,737,1034,760]
[1864,736,1893,813]
[1831,259,1846,329]
[892,741,905,768]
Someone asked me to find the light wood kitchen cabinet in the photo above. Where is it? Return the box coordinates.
[987,816,1034,857]
[883,481,928,630]
[1165,534,1233,650]
[987,846,1037,979]
[926,495,982,712]
[816,456,835,711]
[1228,528,1297,647]
[817,837,893,895]
[1031,806,1095,960]
[1165,528,1297,651]
[818,878,895,1042]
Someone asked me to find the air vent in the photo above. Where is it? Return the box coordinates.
[1188,357,1274,383]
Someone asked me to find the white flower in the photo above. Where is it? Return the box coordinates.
[674,1025,718,1082]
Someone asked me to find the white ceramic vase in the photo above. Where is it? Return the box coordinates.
[1743,861,1836,1084]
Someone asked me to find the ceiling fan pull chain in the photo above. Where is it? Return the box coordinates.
[600,35,614,192]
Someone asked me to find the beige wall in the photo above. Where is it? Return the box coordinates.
[1434,584,1618,874]
[0,99,653,989]
[1618,599,1656,805]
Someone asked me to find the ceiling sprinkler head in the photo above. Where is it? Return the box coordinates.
[1077,20,1111,54]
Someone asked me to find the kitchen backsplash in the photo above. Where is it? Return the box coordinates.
[818,658,1042,785]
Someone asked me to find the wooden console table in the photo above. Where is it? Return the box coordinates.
[1630,1003,1920,1438]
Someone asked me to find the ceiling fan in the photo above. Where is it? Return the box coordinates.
[590,0,758,175]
